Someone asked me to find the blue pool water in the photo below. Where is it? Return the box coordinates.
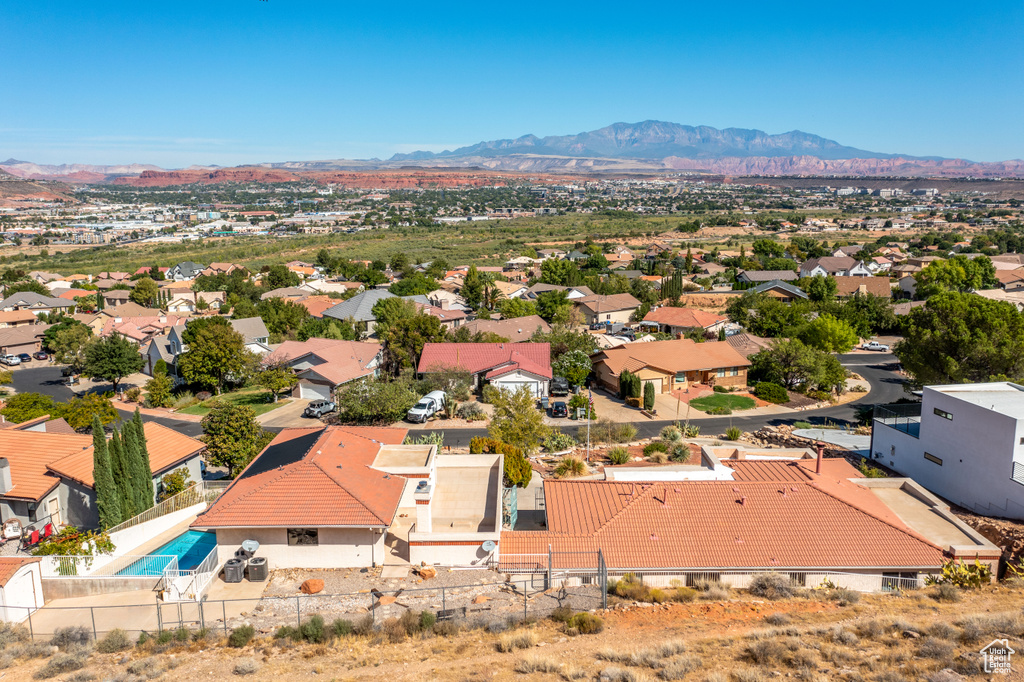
[116,531,217,576]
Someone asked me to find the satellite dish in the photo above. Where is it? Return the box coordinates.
[481,540,497,553]
[242,540,260,554]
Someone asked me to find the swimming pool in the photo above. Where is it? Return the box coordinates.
[116,531,217,576]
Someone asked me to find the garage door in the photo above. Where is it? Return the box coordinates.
[498,381,540,398]
[299,382,332,401]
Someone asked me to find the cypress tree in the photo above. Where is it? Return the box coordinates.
[109,429,135,519]
[91,415,121,528]
[133,409,154,508]
[121,419,147,514]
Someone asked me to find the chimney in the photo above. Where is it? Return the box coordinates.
[815,442,824,474]
[0,458,11,494]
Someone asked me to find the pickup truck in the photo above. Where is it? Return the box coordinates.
[863,341,890,352]
[407,390,446,423]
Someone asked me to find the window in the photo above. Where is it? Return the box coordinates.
[924,452,943,466]
[675,372,687,382]
[730,367,739,377]
[933,408,953,421]
[287,528,319,546]
[716,368,726,378]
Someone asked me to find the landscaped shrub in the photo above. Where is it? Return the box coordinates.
[725,426,742,441]
[457,403,486,421]
[643,441,668,456]
[607,446,631,465]
[124,387,142,403]
[807,390,832,402]
[659,425,681,442]
[566,612,604,634]
[554,456,586,478]
[754,382,789,404]
[544,430,576,452]
[481,384,501,404]
[227,624,255,648]
[669,443,691,463]
[617,423,638,442]
[713,385,728,393]
[749,573,796,600]
[705,406,732,415]
[567,393,596,419]
[643,381,655,411]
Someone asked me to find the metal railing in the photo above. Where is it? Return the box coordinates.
[40,554,178,578]
[107,480,230,535]
[162,545,221,601]
[873,403,922,438]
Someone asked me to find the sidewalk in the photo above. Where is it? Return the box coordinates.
[111,399,204,423]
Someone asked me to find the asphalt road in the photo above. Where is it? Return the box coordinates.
[11,352,907,443]
[425,352,908,448]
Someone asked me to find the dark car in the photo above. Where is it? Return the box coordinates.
[589,322,608,330]
[17,353,31,364]
[33,351,48,361]
[550,376,570,396]
[551,401,568,418]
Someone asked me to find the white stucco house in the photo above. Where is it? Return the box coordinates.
[871,382,1024,520]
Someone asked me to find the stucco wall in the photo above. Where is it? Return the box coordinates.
[214,527,387,569]
[584,308,634,325]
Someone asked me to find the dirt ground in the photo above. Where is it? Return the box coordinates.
[4,582,1023,681]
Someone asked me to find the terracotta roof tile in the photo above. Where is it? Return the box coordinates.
[643,307,726,329]
[418,343,551,378]
[834,276,892,298]
[0,557,40,586]
[0,431,93,501]
[192,426,409,529]
[265,339,382,386]
[575,293,641,314]
[592,339,751,378]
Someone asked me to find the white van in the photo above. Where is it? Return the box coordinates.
[406,390,446,423]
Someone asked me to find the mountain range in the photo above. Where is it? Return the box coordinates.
[3,121,1024,183]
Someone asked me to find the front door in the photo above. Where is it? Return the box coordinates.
[47,498,60,527]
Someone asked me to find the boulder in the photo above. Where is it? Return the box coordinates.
[472,594,490,604]
[299,579,324,595]
[377,595,397,605]
[417,566,438,580]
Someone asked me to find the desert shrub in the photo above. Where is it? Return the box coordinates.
[514,655,562,673]
[561,664,587,680]
[681,422,700,438]
[826,626,859,645]
[827,588,860,605]
[725,426,742,440]
[643,441,668,456]
[927,622,959,640]
[124,387,142,403]
[382,617,408,643]
[300,614,326,643]
[648,451,669,463]
[63,672,95,682]
[274,625,299,641]
[544,430,576,452]
[660,656,702,680]
[127,658,159,676]
[234,658,259,676]
[331,618,353,637]
[549,606,574,623]
[7,642,52,659]
[554,456,586,478]
[433,620,461,637]
[566,613,603,634]
[659,425,681,442]
[227,624,255,648]
[931,584,961,603]
[155,629,174,645]
[496,629,537,652]
[749,573,796,600]
[743,639,787,665]
[672,586,698,603]
[598,667,644,682]
[917,637,954,660]
[96,628,131,654]
[753,382,789,404]
[33,652,86,679]
[173,626,190,642]
[419,611,436,631]
[136,632,149,646]
[694,579,730,600]
[611,573,651,601]
[50,626,91,650]
[481,384,501,404]
[353,615,376,636]
[763,613,791,626]
[669,443,691,462]
[0,622,29,649]
[607,446,631,465]
[457,402,486,421]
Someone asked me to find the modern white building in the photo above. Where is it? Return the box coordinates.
[871,382,1024,520]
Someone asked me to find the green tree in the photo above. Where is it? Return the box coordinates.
[91,415,121,529]
[0,392,55,423]
[84,334,144,393]
[108,428,135,519]
[536,289,572,323]
[178,319,246,394]
[50,324,93,372]
[129,277,159,307]
[461,266,483,309]
[643,380,656,411]
[132,409,153,505]
[264,264,301,289]
[496,297,538,319]
[256,297,309,337]
[297,316,357,341]
[532,324,598,359]
[201,403,267,478]
[540,259,582,286]
[799,314,859,353]
[894,292,1024,387]
[372,298,447,374]
[804,274,837,303]
[145,372,173,408]
[336,376,418,424]
[389,272,439,297]
[121,417,149,513]
[749,339,827,390]
[488,385,549,453]
[915,255,998,299]
[5,280,49,296]
[59,393,118,430]
[256,365,298,402]
[552,349,592,386]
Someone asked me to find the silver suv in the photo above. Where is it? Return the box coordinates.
[303,399,336,418]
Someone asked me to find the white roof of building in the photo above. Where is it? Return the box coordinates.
[928,382,1024,420]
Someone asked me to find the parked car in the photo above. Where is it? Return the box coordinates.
[550,401,568,418]
[0,355,21,366]
[17,353,31,364]
[863,341,890,352]
[589,322,608,331]
[406,390,446,423]
[550,376,570,396]
[303,399,336,418]
[33,351,48,361]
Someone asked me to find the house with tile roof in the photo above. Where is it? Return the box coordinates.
[500,445,1000,588]
[834,276,893,299]
[592,338,751,394]
[418,342,552,398]
[574,293,641,326]
[192,425,503,569]
[641,307,727,335]
[263,338,383,401]
[459,315,551,343]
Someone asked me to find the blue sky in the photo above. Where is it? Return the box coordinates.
[1,1,1022,166]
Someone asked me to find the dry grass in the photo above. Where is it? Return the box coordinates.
[496,629,538,653]
[514,655,561,674]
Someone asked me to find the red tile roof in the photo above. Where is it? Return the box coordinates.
[264,338,382,386]
[593,339,751,378]
[192,426,409,529]
[643,307,726,329]
[0,430,93,501]
[418,343,551,379]
[834,276,892,298]
[501,479,945,570]
[0,557,40,586]
[48,422,206,488]
[575,293,641,314]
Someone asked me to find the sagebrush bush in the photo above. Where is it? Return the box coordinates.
[549,606,574,623]
[300,614,326,643]
[33,652,87,679]
[660,655,702,680]
[0,622,29,649]
[566,613,603,634]
[931,584,961,603]
[95,628,131,654]
[828,588,860,605]
[514,655,561,673]
[227,624,255,648]
[233,658,259,676]
[763,613,791,626]
[496,629,537,652]
[331,618,353,637]
[749,573,796,600]
[50,626,91,650]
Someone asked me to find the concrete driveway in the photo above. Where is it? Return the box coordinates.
[257,397,313,428]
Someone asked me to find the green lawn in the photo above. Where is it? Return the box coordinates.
[178,388,292,417]
[689,393,756,412]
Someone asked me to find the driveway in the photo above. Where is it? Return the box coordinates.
[257,397,313,428]
[9,365,74,401]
